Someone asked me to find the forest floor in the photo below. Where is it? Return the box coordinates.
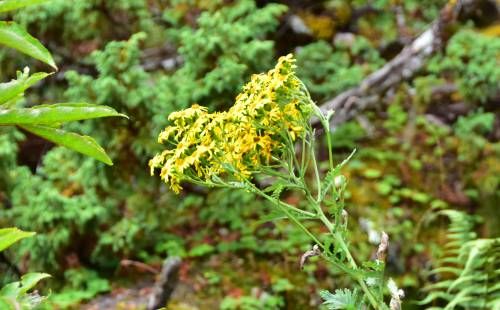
[82,279,204,310]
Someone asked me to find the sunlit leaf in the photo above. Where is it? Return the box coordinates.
[0,0,50,13]
[0,103,127,125]
[0,21,56,69]
[0,71,49,105]
[0,297,17,310]
[0,273,50,297]
[20,124,113,165]
[0,227,35,252]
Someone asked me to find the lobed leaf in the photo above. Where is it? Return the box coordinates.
[319,288,360,310]
[320,149,356,201]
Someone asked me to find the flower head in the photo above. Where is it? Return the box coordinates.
[149,54,313,193]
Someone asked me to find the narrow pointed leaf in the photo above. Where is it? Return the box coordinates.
[20,124,113,165]
[0,227,35,252]
[0,103,127,125]
[0,72,49,105]
[0,22,56,69]
[0,0,50,13]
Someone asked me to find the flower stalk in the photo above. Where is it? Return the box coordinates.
[150,55,394,309]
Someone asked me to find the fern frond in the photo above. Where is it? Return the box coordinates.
[420,210,500,309]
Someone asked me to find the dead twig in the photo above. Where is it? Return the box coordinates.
[120,259,158,274]
[299,244,321,269]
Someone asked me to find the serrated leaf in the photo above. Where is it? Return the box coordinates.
[0,102,127,125]
[20,124,113,165]
[0,71,49,105]
[320,149,356,201]
[0,22,56,69]
[0,0,50,13]
[271,184,284,200]
[0,227,35,252]
[319,288,360,310]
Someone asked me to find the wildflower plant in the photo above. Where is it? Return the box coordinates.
[150,55,398,309]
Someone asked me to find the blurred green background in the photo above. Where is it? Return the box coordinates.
[0,0,499,309]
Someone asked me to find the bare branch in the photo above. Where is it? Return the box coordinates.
[318,0,484,128]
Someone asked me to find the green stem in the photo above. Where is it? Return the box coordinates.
[248,184,324,250]
[306,193,382,310]
[309,140,322,201]
[326,131,334,170]
[254,188,317,218]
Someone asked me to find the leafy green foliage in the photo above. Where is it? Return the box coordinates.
[296,38,384,101]
[159,0,287,113]
[3,150,113,271]
[420,210,500,309]
[0,227,49,310]
[428,30,500,103]
[11,0,155,42]
[0,73,125,164]
[46,268,110,308]
[0,2,125,165]
[0,0,498,308]
[4,0,291,274]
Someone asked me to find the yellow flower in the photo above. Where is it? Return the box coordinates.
[168,103,207,121]
[149,54,312,193]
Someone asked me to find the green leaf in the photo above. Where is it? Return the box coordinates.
[0,0,50,13]
[0,297,16,310]
[18,273,51,295]
[319,289,361,310]
[0,22,56,69]
[0,70,49,105]
[20,124,113,165]
[320,149,356,201]
[0,103,127,125]
[0,227,35,252]
[0,273,50,298]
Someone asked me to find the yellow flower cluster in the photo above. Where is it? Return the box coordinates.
[149,54,312,193]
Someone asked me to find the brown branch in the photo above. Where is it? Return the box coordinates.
[318,0,483,128]
[147,256,182,310]
[120,259,158,274]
